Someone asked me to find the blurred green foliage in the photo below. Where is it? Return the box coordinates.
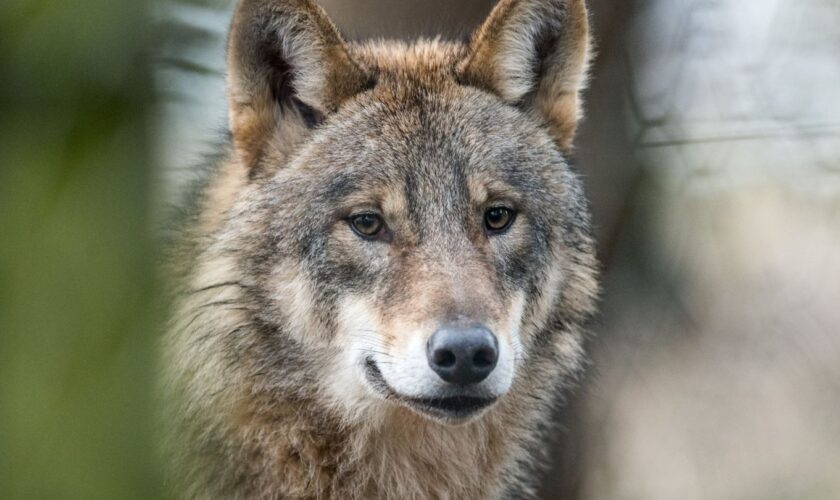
[0,0,165,497]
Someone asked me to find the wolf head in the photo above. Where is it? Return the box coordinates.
[191,0,597,425]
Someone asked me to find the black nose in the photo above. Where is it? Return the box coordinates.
[426,324,499,385]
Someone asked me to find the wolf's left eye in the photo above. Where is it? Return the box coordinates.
[349,213,386,240]
[484,207,516,234]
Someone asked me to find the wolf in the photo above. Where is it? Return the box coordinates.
[163,0,598,498]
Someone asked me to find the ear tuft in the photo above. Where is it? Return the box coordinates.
[227,0,373,168]
[458,0,591,151]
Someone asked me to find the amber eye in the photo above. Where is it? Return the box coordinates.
[349,213,385,239]
[484,207,515,234]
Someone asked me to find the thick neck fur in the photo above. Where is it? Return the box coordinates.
[227,390,520,499]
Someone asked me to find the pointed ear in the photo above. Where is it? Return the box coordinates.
[458,0,591,151]
[227,0,373,167]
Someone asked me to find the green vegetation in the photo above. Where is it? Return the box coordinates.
[0,0,164,497]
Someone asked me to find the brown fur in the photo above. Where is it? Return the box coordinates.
[459,0,591,151]
[163,1,597,498]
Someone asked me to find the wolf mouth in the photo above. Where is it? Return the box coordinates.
[363,358,497,421]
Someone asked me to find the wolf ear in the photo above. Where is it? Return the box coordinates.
[458,0,591,151]
[227,0,372,168]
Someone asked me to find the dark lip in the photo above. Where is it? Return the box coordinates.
[364,358,498,421]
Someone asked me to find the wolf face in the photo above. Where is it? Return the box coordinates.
[167,0,597,496]
[242,79,592,423]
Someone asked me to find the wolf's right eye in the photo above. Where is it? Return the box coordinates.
[349,213,386,240]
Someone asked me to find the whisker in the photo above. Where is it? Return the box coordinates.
[180,307,251,334]
[186,281,249,295]
[198,299,248,309]
[188,323,252,348]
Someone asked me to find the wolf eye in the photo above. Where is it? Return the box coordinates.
[484,207,515,234]
[349,213,385,239]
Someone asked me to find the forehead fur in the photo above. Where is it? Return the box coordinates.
[350,39,468,86]
[281,38,567,186]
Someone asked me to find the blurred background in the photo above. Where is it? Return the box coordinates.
[2,0,839,498]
